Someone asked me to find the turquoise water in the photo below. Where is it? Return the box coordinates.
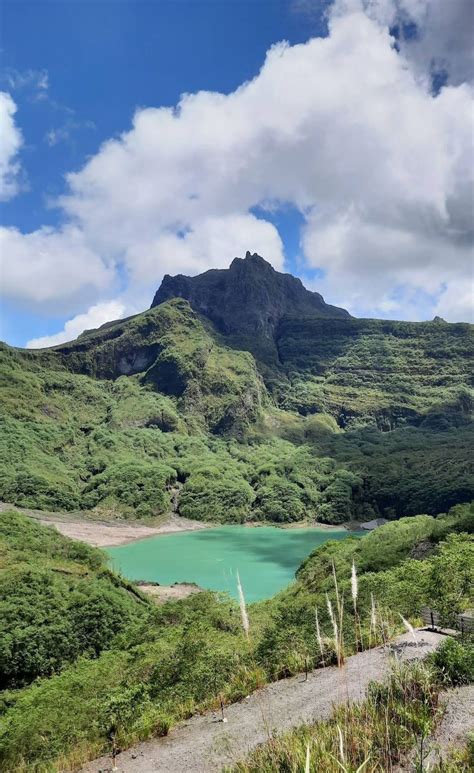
[106,525,356,602]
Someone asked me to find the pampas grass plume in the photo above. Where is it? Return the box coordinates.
[351,560,358,605]
[315,606,324,661]
[399,612,417,644]
[237,570,250,639]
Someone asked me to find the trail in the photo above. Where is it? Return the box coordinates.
[82,630,445,773]
[395,682,474,771]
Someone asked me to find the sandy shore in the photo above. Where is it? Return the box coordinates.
[38,513,210,547]
[0,503,209,547]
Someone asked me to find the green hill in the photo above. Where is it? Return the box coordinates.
[1,254,472,523]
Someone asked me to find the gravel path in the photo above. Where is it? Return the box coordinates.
[82,630,445,773]
[425,683,474,768]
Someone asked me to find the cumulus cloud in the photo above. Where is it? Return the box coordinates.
[125,214,284,285]
[1,0,473,341]
[26,299,126,349]
[0,225,112,306]
[331,0,474,86]
[0,92,23,201]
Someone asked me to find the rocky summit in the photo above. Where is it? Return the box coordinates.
[151,251,349,338]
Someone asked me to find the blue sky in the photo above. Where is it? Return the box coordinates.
[0,0,472,347]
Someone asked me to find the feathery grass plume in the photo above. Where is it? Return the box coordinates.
[326,592,336,628]
[305,741,310,773]
[332,561,342,618]
[351,561,358,606]
[351,560,360,651]
[399,613,417,644]
[315,607,325,666]
[337,724,345,765]
[326,593,340,666]
[339,593,345,665]
[236,570,250,639]
[331,562,345,665]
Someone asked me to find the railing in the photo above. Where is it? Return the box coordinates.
[421,606,474,635]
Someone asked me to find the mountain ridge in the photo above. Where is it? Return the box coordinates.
[0,252,472,523]
[151,251,350,339]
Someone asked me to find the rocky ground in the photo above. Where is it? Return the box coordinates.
[137,582,203,603]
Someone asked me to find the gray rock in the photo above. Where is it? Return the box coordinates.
[151,252,349,339]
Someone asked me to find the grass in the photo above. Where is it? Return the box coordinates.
[232,637,474,773]
[231,660,440,772]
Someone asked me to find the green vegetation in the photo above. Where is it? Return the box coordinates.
[258,505,473,676]
[0,298,472,522]
[0,511,148,689]
[0,504,472,771]
[1,264,472,770]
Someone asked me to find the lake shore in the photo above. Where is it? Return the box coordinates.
[0,503,210,547]
[0,501,354,547]
[39,515,211,547]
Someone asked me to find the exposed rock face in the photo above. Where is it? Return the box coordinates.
[151,252,349,338]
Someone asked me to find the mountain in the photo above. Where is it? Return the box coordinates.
[0,253,473,523]
[151,251,349,338]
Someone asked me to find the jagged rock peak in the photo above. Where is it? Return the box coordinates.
[151,252,350,338]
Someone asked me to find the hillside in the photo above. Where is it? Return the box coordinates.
[0,253,472,522]
[0,503,471,771]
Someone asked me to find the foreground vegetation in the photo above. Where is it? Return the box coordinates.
[0,503,472,771]
[232,639,474,773]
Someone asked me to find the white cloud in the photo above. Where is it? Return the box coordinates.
[0,225,113,306]
[433,279,474,323]
[45,118,95,147]
[2,0,473,336]
[26,299,126,348]
[0,92,23,201]
[125,214,284,285]
[331,0,474,85]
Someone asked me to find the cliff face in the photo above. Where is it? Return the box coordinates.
[151,252,349,338]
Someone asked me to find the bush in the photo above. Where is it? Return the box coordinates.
[83,461,176,517]
[431,638,474,686]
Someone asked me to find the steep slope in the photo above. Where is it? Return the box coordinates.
[0,253,473,522]
[152,253,473,429]
[0,509,149,690]
[277,316,473,428]
[151,251,349,340]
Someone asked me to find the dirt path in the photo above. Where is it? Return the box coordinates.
[395,682,474,771]
[82,630,445,773]
[425,683,474,768]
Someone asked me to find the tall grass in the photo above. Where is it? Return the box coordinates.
[232,660,441,772]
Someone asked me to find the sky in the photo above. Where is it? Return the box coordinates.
[0,0,473,348]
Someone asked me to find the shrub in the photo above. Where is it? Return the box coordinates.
[430,638,474,686]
